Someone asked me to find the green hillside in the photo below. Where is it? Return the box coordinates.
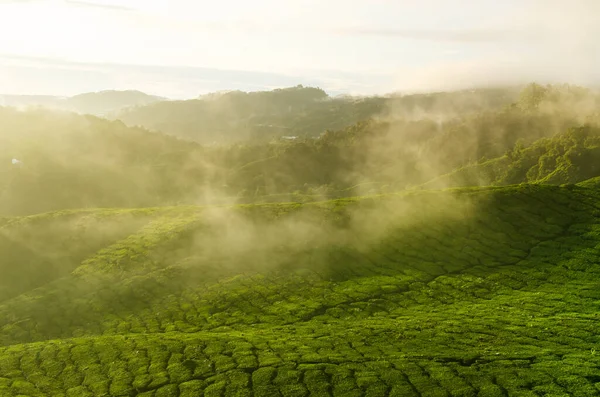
[1,181,600,395]
[423,125,600,189]
[0,108,217,216]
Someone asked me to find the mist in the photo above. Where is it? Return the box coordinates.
[2,1,599,98]
[392,0,600,93]
[1,1,600,395]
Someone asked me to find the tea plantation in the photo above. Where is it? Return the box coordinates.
[1,180,600,396]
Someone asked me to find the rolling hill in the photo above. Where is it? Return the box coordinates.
[0,108,216,216]
[66,91,166,116]
[1,181,600,395]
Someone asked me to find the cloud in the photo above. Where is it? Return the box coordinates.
[0,54,382,98]
[330,28,537,43]
[391,51,600,94]
[2,0,599,97]
[387,0,600,92]
[64,0,136,11]
[0,0,136,10]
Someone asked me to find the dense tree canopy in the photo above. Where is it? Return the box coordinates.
[115,86,522,144]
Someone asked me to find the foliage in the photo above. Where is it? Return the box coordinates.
[116,86,521,144]
[428,125,600,188]
[2,82,600,394]
[1,84,600,217]
[0,109,212,215]
[0,183,600,394]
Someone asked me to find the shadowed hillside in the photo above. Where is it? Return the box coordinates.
[0,108,214,216]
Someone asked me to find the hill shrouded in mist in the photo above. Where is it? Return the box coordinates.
[66,90,166,116]
[421,125,600,189]
[3,0,600,393]
[115,85,521,144]
[2,82,600,395]
[2,83,599,217]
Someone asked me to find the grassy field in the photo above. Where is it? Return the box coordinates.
[1,180,600,396]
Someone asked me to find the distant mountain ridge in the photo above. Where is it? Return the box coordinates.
[0,90,165,116]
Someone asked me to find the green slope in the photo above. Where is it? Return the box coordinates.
[421,125,600,190]
[0,108,217,216]
[1,182,600,395]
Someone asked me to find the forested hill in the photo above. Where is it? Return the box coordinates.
[418,84,600,189]
[0,109,207,216]
[115,85,521,143]
[1,83,599,217]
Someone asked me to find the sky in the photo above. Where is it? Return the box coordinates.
[0,0,598,98]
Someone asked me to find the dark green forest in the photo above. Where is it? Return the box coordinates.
[1,83,600,396]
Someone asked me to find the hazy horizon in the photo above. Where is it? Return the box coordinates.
[1,0,599,99]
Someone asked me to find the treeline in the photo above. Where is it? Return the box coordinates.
[424,125,600,189]
[224,83,599,197]
[0,83,598,216]
[116,85,521,144]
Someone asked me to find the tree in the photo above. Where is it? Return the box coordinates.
[518,83,548,112]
